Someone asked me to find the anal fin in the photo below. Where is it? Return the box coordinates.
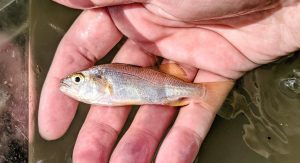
[166,98,190,106]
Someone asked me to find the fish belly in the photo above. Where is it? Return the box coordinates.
[102,66,196,105]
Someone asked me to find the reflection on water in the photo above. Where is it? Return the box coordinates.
[280,70,300,96]
[219,53,300,163]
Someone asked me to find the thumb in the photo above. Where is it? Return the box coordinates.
[53,0,146,9]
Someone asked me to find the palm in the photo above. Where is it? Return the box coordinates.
[38,1,299,163]
[109,3,299,79]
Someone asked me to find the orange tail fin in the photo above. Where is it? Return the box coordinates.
[194,81,234,113]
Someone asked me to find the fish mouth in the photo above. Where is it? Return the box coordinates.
[60,82,69,87]
[59,80,70,91]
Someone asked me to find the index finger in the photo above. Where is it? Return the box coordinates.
[38,8,122,140]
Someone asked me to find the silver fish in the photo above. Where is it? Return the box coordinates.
[60,63,205,106]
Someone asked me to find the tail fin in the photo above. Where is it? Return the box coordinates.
[193,81,234,113]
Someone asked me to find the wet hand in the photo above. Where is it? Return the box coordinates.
[38,0,300,163]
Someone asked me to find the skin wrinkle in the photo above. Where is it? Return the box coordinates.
[189,100,217,116]
[70,9,121,58]
[130,126,161,144]
[74,142,107,162]
[54,45,94,72]
[158,126,202,163]
[76,46,99,65]
[148,0,281,21]
[88,119,119,137]
[206,27,279,63]
[111,129,157,163]
[74,122,118,163]
[199,25,260,70]
[88,106,132,133]
[172,126,204,147]
[109,5,173,44]
[143,3,182,21]
[54,49,77,69]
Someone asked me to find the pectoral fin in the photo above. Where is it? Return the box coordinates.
[104,84,113,95]
[102,79,113,95]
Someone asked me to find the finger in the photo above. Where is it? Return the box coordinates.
[155,70,234,163]
[109,4,258,79]
[52,0,147,9]
[72,40,157,163]
[38,9,122,140]
[109,61,198,163]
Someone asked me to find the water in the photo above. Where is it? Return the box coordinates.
[279,69,300,96]
[29,0,300,162]
[218,53,300,163]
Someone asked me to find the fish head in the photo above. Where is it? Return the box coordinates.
[59,70,110,104]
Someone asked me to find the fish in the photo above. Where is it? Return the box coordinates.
[59,63,209,106]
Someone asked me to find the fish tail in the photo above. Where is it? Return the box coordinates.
[190,81,235,112]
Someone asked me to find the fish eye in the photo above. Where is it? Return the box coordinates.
[75,77,80,82]
[72,73,84,84]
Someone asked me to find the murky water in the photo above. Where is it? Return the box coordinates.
[30,0,300,163]
[0,0,28,162]
[218,53,300,163]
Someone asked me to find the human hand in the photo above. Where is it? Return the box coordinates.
[38,0,300,162]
